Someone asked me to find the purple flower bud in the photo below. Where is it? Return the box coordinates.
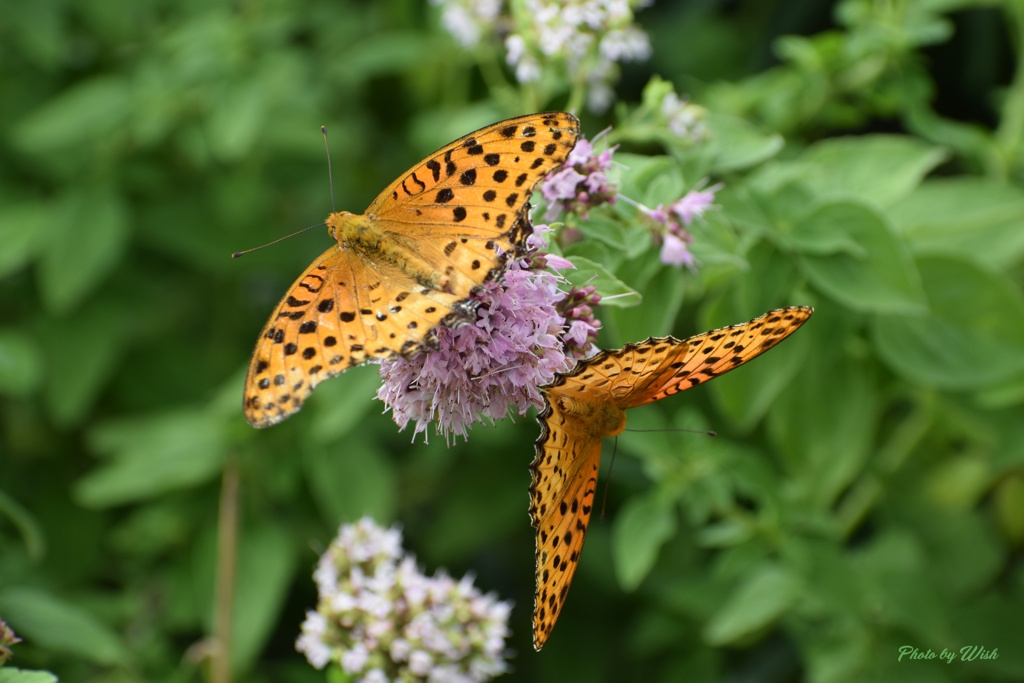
[659,232,695,268]
[540,133,619,221]
[671,184,719,225]
[635,182,720,269]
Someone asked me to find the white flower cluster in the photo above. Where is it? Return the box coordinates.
[296,517,512,682]
[506,0,652,111]
[661,91,707,142]
[430,0,652,112]
[428,0,503,47]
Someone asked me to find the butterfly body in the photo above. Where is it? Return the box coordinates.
[529,306,814,649]
[326,211,451,293]
[551,394,627,437]
[243,112,580,428]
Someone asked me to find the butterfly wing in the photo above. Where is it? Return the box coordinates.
[610,306,815,409]
[243,246,471,427]
[366,111,581,265]
[529,306,813,648]
[530,345,640,650]
[243,113,580,427]
[530,395,610,651]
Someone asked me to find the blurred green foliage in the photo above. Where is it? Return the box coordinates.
[2,0,1024,681]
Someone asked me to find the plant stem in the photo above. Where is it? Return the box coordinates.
[996,0,1024,179]
[211,456,240,683]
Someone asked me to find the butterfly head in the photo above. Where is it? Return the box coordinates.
[325,210,360,241]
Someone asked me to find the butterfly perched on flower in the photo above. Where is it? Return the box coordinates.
[243,112,581,427]
[529,306,813,649]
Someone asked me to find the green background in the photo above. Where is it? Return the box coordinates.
[2,0,1024,681]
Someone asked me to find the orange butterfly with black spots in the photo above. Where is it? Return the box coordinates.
[529,306,813,649]
[243,112,580,427]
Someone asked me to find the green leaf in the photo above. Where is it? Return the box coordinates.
[206,79,266,162]
[0,329,43,397]
[0,202,49,278]
[889,177,1024,269]
[0,670,59,683]
[796,200,926,314]
[798,134,947,206]
[333,32,438,84]
[695,520,752,548]
[559,255,641,308]
[786,204,867,257]
[40,303,124,426]
[3,1,64,70]
[308,364,385,443]
[721,172,816,246]
[605,263,689,342]
[75,410,226,507]
[872,254,1024,389]
[418,429,528,562]
[560,236,616,271]
[0,489,45,562]
[38,186,130,313]
[108,500,193,560]
[923,456,990,511]
[724,240,806,324]
[13,76,131,153]
[229,523,299,671]
[976,374,1024,411]
[796,539,868,624]
[852,531,953,644]
[989,408,1024,468]
[913,508,1001,597]
[576,212,630,254]
[642,166,686,208]
[705,112,784,173]
[303,439,396,523]
[686,211,746,272]
[949,593,1024,677]
[612,493,677,591]
[616,154,679,203]
[994,476,1024,545]
[704,563,799,644]
[904,95,995,171]
[766,308,877,506]
[0,587,128,665]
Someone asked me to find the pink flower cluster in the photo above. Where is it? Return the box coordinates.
[376,225,601,442]
[557,284,601,352]
[540,136,618,221]
[642,184,720,268]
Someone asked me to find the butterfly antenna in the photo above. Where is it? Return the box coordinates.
[322,125,337,213]
[233,125,338,260]
[230,222,327,259]
[599,438,619,523]
[625,427,718,437]
[598,429,717,520]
